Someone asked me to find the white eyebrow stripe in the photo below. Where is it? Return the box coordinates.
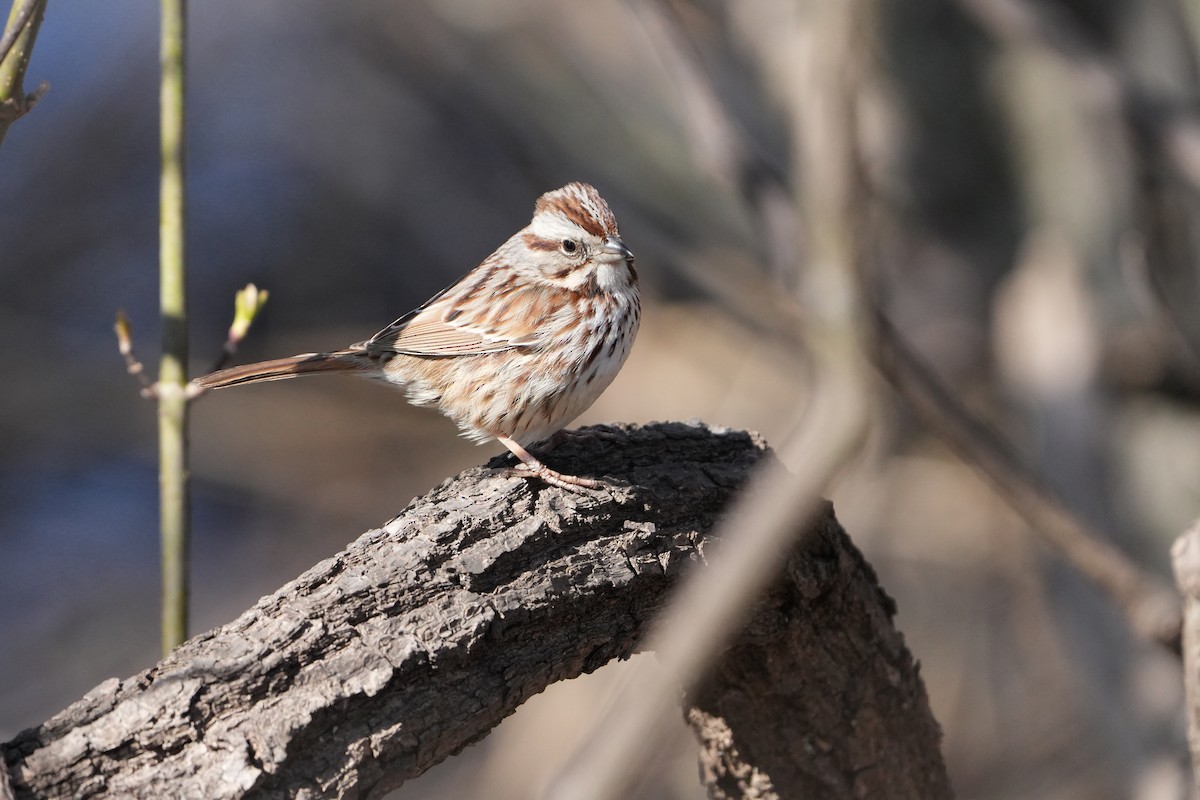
[529,212,590,242]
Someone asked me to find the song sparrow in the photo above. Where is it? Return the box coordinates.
[196,182,640,490]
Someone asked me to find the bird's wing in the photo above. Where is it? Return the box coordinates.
[359,270,542,357]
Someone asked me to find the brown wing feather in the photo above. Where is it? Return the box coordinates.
[375,312,527,356]
[361,265,540,358]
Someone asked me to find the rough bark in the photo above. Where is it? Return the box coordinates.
[3,421,950,799]
[686,509,953,799]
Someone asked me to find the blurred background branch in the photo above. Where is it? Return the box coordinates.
[543,1,878,797]
[638,0,1186,663]
[875,311,1184,652]
[960,0,1200,360]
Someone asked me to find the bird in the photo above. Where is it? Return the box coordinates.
[195,182,640,490]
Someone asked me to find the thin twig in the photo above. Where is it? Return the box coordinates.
[0,0,37,67]
[207,283,268,374]
[209,338,239,375]
[158,0,189,655]
[116,283,268,403]
[0,0,47,146]
[113,310,159,399]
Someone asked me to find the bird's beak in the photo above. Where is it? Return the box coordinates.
[602,235,634,262]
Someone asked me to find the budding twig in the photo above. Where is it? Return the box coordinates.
[114,284,269,402]
[114,309,159,399]
[209,283,269,374]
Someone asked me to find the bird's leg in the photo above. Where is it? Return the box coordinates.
[494,434,600,490]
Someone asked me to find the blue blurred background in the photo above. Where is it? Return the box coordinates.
[4,1,1200,797]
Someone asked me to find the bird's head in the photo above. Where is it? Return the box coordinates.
[518,182,637,295]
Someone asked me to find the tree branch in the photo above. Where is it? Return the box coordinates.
[3,422,947,799]
[686,509,952,799]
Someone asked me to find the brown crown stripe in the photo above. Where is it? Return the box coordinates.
[535,186,616,238]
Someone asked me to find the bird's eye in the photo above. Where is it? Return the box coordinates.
[560,239,579,254]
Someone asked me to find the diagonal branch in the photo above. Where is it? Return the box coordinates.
[2,423,948,800]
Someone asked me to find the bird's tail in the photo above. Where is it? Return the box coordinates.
[195,351,366,390]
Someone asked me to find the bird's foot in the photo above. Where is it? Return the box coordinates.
[495,433,601,492]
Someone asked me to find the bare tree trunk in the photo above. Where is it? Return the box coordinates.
[2,422,951,799]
